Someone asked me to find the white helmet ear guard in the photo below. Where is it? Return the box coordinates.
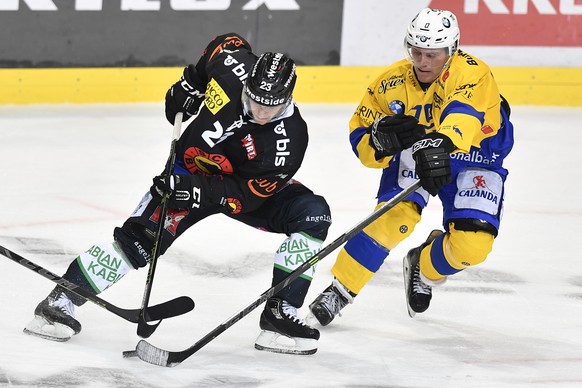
[405,8,460,56]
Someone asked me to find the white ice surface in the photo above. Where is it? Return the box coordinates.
[0,103,581,387]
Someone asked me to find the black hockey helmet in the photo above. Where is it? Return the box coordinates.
[244,52,297,106]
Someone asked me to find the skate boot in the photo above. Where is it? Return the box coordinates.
[308,278,354,326]
[255,297,320,355]
[24,289,82,342]
[403,229,444,317]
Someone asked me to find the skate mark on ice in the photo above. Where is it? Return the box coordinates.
[440,286,514,294]
[0,235,76,269]
[562,276,582,299]
[371,266,523,294]
[569,276,582,288]
[0,368,11,385]
[171,251,273,278]
[0,235,74,258]
[0,367,156,387]
[190,375,263,387]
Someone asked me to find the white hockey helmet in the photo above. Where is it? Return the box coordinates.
[405,8,460,56]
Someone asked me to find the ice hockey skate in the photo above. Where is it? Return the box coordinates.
[23,289,81,342]
[403,229,443,317]
[255,297,320,355]
[308,278,354,326]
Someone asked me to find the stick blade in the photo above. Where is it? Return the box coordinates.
[135,339,173,367]
[122,349,138,358]
[136,319,162,338]
[146,296,195,321]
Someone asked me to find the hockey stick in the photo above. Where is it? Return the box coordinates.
[125,180,422,367]
[0,244,194,323]
[137,112,184,338]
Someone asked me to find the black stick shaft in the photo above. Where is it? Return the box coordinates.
[0,245,194,323]
[135,181,421,366]
[137,112,184,337]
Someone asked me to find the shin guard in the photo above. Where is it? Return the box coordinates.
[74,241,133,295]
[273,232,322,307]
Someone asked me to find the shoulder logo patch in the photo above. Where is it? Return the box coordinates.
[204,78,230,115]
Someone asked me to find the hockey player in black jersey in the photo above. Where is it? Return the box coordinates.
[24,33,331,355]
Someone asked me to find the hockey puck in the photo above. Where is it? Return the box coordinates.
[122,350,138,358]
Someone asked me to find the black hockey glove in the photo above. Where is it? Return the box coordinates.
[411,132,456,196]
[369,114,426,157]
[151,174,203,210]
[165,65,205,125]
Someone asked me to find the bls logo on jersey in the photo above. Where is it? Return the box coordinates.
[205,78,230,115]
[223,54,249,84]
[274,121,290,167]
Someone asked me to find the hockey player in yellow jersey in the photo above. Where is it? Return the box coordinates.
[309,8,514,323]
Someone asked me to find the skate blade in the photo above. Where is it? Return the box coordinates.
[23,316,74,342]
[403,257,417,318]
[405,302,417,318]
[254,330,317,355]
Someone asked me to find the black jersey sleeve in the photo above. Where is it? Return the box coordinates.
[172,33,252,103]
[190,33,253,85]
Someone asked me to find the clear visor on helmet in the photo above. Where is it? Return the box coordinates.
[242,91,289,124]
[404,41,453,70]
